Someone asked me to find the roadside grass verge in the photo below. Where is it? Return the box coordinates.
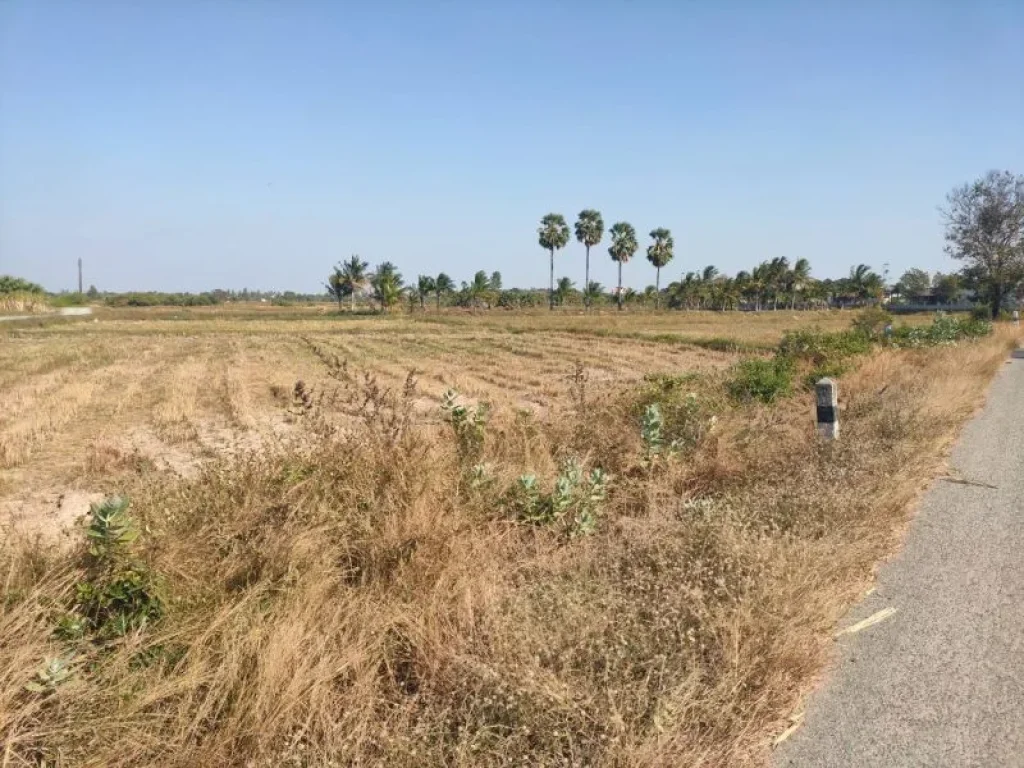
[0,323,1017,767]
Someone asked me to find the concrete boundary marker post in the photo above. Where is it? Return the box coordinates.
[816,378,839,440]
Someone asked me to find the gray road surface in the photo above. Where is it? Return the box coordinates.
[0,307,92,322]
[776,348,1024,767]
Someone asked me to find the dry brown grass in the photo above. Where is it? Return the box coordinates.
[0,308,1016,767]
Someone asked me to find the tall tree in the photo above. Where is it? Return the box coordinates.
[538,213,571,311]
[645,228,674,308]
[787,258,811,308]
[574,209,604,310]
[416,275,436,310]
[435,272,454,310]
[766,256,789,309]
[931,272,962,304]
[898,268,931,297]
[489,271,502,291]
[607,222,638,311]
[943,170,1024,319]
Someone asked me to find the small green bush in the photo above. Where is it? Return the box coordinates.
[887,315,992,348]
[778,329,872,365]
[634,375,718,456]
[850,306,893,338]
[971,305,992,321]
[441,389,489,463]
[70,496,164,639]
[49,293,87,307]
[510,458,609,538]
[728,357,795,404]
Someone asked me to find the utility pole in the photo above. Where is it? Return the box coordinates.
[77,258,83,295]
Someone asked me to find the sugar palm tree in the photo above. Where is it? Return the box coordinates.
[607,221,638,310]
[435,272,454,310]
[574,209,604,310]
[646,228,674,309]
[538,213,570,310]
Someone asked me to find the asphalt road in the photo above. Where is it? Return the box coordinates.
[777,348,1024,768]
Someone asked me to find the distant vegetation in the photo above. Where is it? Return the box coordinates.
[0,275,45,294]
[309,172,1021,317]
[0,274,48,312]
[3,171,1020,317]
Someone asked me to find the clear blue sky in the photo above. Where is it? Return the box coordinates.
[1,1,1022,294]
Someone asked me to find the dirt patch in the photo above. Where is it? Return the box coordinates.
[128,428,202,477]
[0,490,104,541]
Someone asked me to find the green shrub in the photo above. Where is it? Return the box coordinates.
[778,328,872,365]
[971,305,992,321]
[887,315,992,348]
[850,306,893,338]
[510,458,609,538]
[634,374,718,456]
[49,293,87,307]
[728,357,795,404]
[0,275,45,294]
[70,496,164,639]
[441,389,489,463]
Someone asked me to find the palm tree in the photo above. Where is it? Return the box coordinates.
[848,264,883,305]
[416,275,436,310]
[435,272,454,310]
[700,265,719,309]
[468,270,492,307]
[332,255,368,311]
[575,209,604,310]
[371,262,403,313]
[646,228,674,308]
[538,213,570,310]
[607,222,638,311]
[325,265,345,310]
[680,271,700,309]
[766,256,789,309]
[787,257,811,308]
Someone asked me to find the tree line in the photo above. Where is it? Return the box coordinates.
[325,171,1022,317]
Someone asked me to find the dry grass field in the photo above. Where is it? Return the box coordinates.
[0,307,758,524]
[0,306,881,528]
[0,305,1015,767]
